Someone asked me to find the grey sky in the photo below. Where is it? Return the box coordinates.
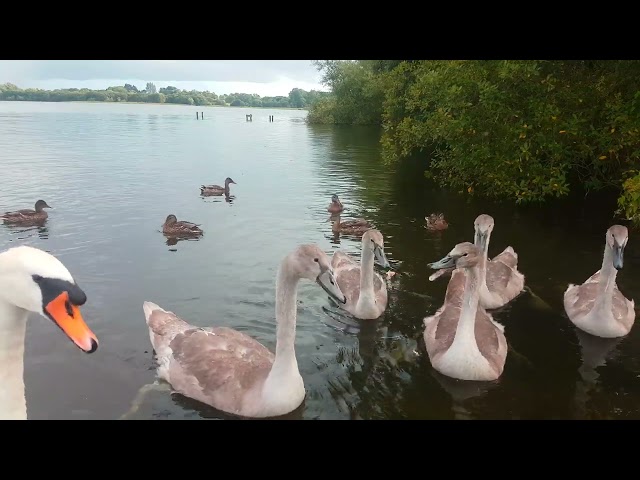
[0,60,327,96]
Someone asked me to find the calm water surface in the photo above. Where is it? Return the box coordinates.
[1,101,639,420]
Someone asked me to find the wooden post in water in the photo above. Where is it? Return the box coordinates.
[196,112,199,120]
[201,112,204,119]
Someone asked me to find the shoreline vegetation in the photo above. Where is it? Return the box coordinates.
[305,60,640,225]
[0,82,329,110]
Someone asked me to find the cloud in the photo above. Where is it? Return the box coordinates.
[0,60,327,96]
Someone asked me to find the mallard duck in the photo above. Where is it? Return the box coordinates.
[328,214,372,235]
[142,244,346,418]
[1,200,51,225]
[162,214,203,237]
[426,213,448,230]
[200,177,236,196]
[331,229,390,319]
[327,194,344,214]
[424,242,507,381]
[564,225,635,338]
[0,245,98,419]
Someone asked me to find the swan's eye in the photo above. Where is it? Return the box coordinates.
[314,258,318,262]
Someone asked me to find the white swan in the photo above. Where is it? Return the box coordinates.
[0,245,99,419]
[424,242,508,381]
[331,229,390,320]
[564,225,635,338]
[142,244,346,419]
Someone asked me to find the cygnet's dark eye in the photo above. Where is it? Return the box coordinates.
[314,258,318,262]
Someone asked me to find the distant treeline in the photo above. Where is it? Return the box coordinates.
[0,82,330,109]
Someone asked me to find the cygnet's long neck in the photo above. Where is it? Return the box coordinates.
[267,257,301,381]
[359,242,376,300]
[455,264,482,348]
[224,180,231,195]
[0,298,29,420]
[595,243,618,310]
[475,230,490,289]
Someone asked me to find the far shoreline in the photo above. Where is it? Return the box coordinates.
[0,99,309,111]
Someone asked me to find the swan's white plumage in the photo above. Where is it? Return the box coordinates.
[424,243,508,382]
[564,225,635,338]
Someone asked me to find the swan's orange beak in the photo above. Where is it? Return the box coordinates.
[45,292,98,353]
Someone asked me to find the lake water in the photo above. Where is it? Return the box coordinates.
[1,101,639,420]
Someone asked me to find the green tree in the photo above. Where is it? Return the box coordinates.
[159,86,178,95]
[307,60,384,124]
[305,59,640,223]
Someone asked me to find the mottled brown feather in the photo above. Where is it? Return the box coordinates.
[1,209,48,224]
[569,271,634,327]
[427,269,502,369]
[492,249,517,269]
[332,252,386,307]
[169,327,274,404]
[146,305,276,415]
[484,259,514,293]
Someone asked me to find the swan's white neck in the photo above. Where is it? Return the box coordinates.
[475,231,491,294]
[355,242,377,315]
[595,244,618,312]
[263,258,302,391]
[452,265,481,350]
[0,299,29,420]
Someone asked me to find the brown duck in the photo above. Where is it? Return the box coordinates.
[201,177,236,196]
[329,214,372,235]
[327,194,344,214]
[426,213,448,230]
[1,200,51,225]
[162,214,203,237]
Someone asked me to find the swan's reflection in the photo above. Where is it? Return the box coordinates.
[572,328,623,419]
[322,304,418,419]
[430,370,498,419]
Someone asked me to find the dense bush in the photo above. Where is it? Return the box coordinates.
[308,60,640,223]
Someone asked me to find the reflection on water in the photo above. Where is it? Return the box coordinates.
[1,101,639,420]
[3,222,49,240]
[164,235,203,251]
[572,329,625,419]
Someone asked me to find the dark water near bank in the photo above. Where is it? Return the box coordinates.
[1,101,639,420]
